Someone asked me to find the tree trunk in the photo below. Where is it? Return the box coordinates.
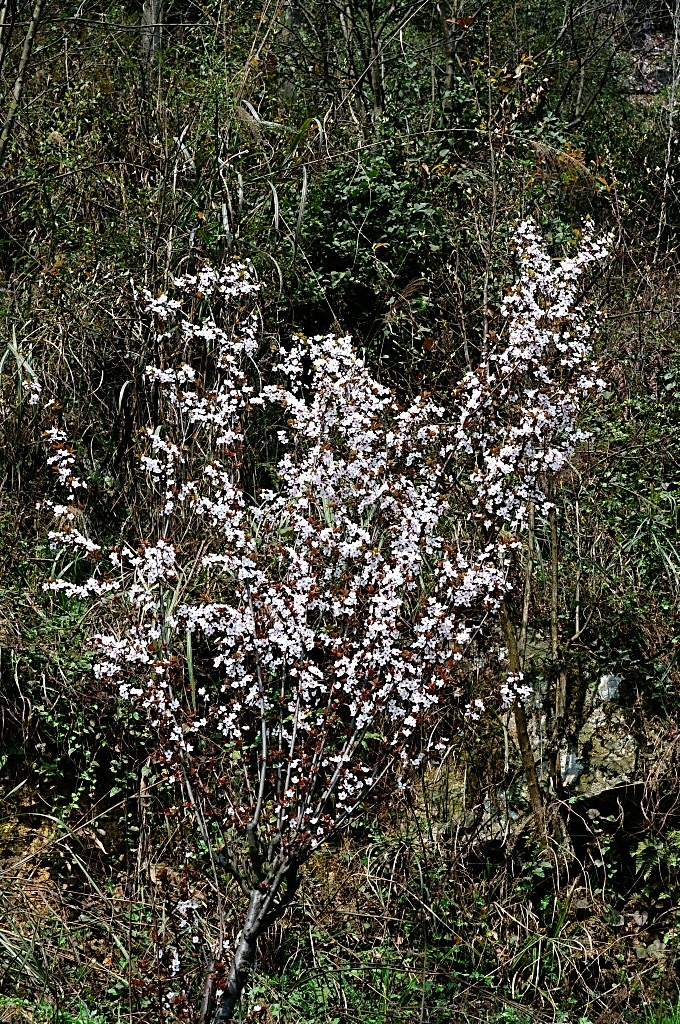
[214,890,266,1023]
[369,38,383,119]
[438,3,456,108]
[500,605,544,831]
[199,957,217,1024]
[278,0,301,103]
[141,0,162,64]
[0,0,16,81]
[548,506,568,795]
[0,0,47,171]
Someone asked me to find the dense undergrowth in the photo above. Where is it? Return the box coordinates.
[2,0,680,1020]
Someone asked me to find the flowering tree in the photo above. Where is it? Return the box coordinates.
[38,220,608,1021]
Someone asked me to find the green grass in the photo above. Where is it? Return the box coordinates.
[652,1005,680,1024]
[0,997,104,1024]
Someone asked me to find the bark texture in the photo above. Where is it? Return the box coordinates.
[141,0,162,63]
[500,605,545,830]
[213,890,267,1023]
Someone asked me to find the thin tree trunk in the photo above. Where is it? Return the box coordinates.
[199,957,216,1024]
[141,0,162,64]
[654,0,679,263]
[549,507,568,794]
[0,0,16,81]
[369,38,383,118]
[500,606,544,830]
[0,0,46,171]
[518,503,534,665]
[438,3,456,108]
[279,0,301,102]
[214,890,266,1023]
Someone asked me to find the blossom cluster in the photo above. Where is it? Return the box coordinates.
[39,222,608,859]
[455,218,610,529]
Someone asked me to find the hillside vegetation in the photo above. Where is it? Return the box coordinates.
[2,1,680,1022]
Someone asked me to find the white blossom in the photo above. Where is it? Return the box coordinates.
[38,226,608,856]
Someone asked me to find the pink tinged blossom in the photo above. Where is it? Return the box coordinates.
[38,227,608,856]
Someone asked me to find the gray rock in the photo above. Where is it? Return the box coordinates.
[598,674,622,701]
[573,706,639,795]
[561,749,584,787]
